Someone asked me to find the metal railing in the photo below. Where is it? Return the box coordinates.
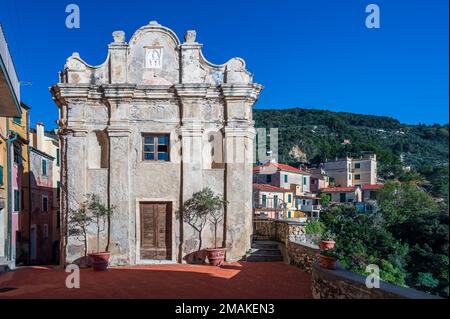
[0,24,20,103]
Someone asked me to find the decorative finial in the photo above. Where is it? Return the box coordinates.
[72,52,80,58]
[184,30,197,43]
[112,31,125,43]
[149,20,160,26]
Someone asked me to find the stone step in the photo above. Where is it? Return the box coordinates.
[251,241,280,250]
[245,255,284,262]
[250,249,282,256]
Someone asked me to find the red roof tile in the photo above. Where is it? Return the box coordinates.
[321,186,356,193]
[253,162,310,174]
[362,184,384,190]
[253,184,291,192]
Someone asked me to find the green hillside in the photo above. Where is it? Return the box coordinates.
[254,108,449,200]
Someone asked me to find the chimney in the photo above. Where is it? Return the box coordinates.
[36,122,45,151]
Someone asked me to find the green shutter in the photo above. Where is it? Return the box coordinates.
[14,189,19,211]
[0,165,3,186]
[262,195,267,207]
[284,175,288,183]
[13,117,21,124]
[56,149,60,166]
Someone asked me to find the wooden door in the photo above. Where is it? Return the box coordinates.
[140,203,172,260]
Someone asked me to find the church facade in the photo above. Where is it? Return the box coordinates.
[51,21,262,265]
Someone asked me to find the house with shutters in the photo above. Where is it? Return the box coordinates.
[253,161,321,220]
[51,21,262,265]
[253,183,294,219]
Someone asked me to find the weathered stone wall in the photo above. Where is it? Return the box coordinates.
[287,241,319,274]
[312,262,441,299]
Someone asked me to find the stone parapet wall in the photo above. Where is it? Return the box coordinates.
[252,218,306,243]
[312,262,441,299]
[253,218,441,299]
[287,241,319,274]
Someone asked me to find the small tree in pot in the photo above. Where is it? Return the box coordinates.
[86,194,115,271]
[183,188,227,266]
[68,204,92,268]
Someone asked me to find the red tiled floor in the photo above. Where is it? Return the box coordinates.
[0,262,312,299]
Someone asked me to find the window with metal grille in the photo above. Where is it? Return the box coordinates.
[142,134,169,161]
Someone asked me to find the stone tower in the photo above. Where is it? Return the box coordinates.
[51,21,263,265]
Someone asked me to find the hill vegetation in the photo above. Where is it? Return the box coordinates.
[254,108,449,201]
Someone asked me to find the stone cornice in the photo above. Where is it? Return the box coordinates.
[221,83,263,101]
[174,84,210,98]
[107,125,131,137]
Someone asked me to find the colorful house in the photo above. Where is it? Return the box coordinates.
[1,24,22,269]
[321,186,363,204]
[29,123,61,264]
[253,161,311,194]
[253,184,294,219]
[0,103,29,268]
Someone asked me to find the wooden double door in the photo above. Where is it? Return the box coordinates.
[140,203,172,260]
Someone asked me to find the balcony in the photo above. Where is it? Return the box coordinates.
[0,24,21,117]
[300,204,322,212]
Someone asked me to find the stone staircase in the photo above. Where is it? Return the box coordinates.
[245,241,284,262]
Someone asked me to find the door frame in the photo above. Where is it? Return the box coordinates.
[135,198,175,264]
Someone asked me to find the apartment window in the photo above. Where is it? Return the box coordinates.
[13,144,21,164]
[262,195,267,208]
[267,175,272,183]
[355,163,361,169]
[302,200,306,206]
[303,177,307,185]
[340,193,347,203]
[274,195,278,208]
[355,174,361,180]
[42,159,47,176]
[14,189,19,211]
[143,134,169,161]
[288,194,292,203]
[0,165,3,186]
[42,196,48,212]
[348,174,351,181]
[370,191,377,200]
[43,224,49,239]
[56,148,60,166]
[284,175,288,183]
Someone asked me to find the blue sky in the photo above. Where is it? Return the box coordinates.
[1,0,448,129]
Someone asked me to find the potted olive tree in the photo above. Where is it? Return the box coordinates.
[183,188,227,266]
[68,204,92,268]
[86,194,114,271]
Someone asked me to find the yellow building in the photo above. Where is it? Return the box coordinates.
[0,103,30,267]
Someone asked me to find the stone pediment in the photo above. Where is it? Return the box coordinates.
[60,21,254,87]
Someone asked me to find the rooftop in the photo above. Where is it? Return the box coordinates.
[254,162,310,175]
[253,183,291,193]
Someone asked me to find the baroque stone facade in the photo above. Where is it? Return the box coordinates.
[51,21,262,265]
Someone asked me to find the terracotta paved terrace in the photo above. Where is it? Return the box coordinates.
[0,262,312,299]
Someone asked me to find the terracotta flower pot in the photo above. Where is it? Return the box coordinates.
[89,252,111,271]
[206,248,226,267]
[318,254,337,270]
[319,240,335,250]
